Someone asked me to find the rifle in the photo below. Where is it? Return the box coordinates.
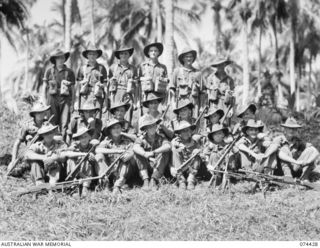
[6,115,54,178]
[176,150,201,175]
[14,151,126,197]
[194,105,208,133]
[208,132,242,188]
[238,169,320,191]
[65,139,100,181]
[220,104,232,125]
[156,104,170,133]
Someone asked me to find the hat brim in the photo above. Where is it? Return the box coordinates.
[114,48,134,60]
[144,43,164,58]
[173,103,194,114]
[73,128,93,139]
[49,52,70,64]
[29,105,51,117]
[38,125,58,135]
[211,60,232,67]
[237,104,257,118]
[174,124,196,134]
[110,102,131,114]
[242,125,264,134]
[140,119,161,131]
[204,109,224,119]
[280,123,302,128]
[142,97,164,108]
[178,50,197,65]
[208,127,228,142]
[82,49,103,59]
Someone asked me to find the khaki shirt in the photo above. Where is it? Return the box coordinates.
[135,133,171,152]
[206,72,234,97]
[18,119,40,143]
[170,67,203,94]
[138,60,167,82]
[172,137,200,161]
[77,62,108,85]
[109,63,137,90]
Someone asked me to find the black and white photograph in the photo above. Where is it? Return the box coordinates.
[0,0,320,245]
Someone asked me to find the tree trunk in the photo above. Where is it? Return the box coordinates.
[289,4,296,111]
[257,25,262,97]
[65,0,72,65]
[242,18,250,105]
[212,1,221,56]
[164,0,174,75]
[0,38,2,102]
[307,53,312,111]
[156,0,162,42]
[23,31,30,91]
[90,0,96,45]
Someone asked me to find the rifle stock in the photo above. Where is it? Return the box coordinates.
[176,150,200,175]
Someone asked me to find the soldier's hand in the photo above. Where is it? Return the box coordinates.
[88,153,96,163]
[170,167,177,177]
[253,153,264,161]
[121,152,132,162]
[192,149,201,156]
[144,151,155,159]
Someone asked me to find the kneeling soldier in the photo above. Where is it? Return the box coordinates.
[67,127,97,196]
[170,121,202,190]
[25,123,67,186]
[133,115,171,189]
[277,117,319,182]
[95,119,135,193]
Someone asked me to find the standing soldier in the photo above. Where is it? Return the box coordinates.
[170,121,202,190]
[108,46,137,118]
[42,48,75,141]
[66,100,102,144]
[206,57,234,116]
[95,119,135,194]
[77,43,108,118]
[8,102,51,176]
[138,42,169,115]
[170,48,205,119]
[139,92,174,140]
[133,116,171,189]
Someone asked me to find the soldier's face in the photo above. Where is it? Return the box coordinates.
[79,133,91,147]
[55,56,65,66]
[284,127,298,140]
[147,100,159,111]
[242,109,255,121]
[34,111,48,124]
[83,110,95,119]
[212,130,225,143]
[87,51,98,62]
[246,127,258,139]
[179,128,192,140]
[114,107,126,119]
[209,113,221,124]
[179,107,192,120]
[42,131,55,143]
[146,124,157,136]
[182,53,194,66]
[110,124,122,138]
[119,51,130,62]
[148,47,160,59]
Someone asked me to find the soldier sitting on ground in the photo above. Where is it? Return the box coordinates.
[276,117,319,183]
[95,119,135,194]
[133,115,171,190]
[170,121,202,190]
[8,102,51,177]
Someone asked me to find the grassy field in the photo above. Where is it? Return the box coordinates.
[1,101,320,241]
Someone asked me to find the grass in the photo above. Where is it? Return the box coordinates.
[1,100,320,241]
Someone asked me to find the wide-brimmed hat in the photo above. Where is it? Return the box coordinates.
[104,119,124,131]
[173,99,194,114]
[49,48,70,64]
[38,122,58,135]
[73,126,93,139]
[242,119,264,133]
[236,103,257,118]
[109,100,131,114]
[139,115,161,131]
[281,117,302,129]
[79,101,100,112]
[211,56,232,67]
[82,43,103,59]
[208,124,228,142]
[143,42,164,58]
[142,92,164,108]
[204,106,224,120]
[29,102,51,117]
[178,47,197,65]
[114,46,134,60]
[174,120,196,134]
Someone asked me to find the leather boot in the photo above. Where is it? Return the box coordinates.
[142,179,149,189]
[150,178,158,190]
[179,182,187,190]
[187,182,195,190]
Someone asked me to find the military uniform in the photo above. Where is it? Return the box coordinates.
[43,60,75,140]
[68,115,102,141]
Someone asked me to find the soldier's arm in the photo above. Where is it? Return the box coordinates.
[278,147,301,165]
[95,140,125,154]
[133,139,147,157]
[24,149,47,162]
[153,139,171,155]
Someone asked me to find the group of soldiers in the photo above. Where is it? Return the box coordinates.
[6,41,320,196]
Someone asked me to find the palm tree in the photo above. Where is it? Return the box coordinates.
[163,0,174,75]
